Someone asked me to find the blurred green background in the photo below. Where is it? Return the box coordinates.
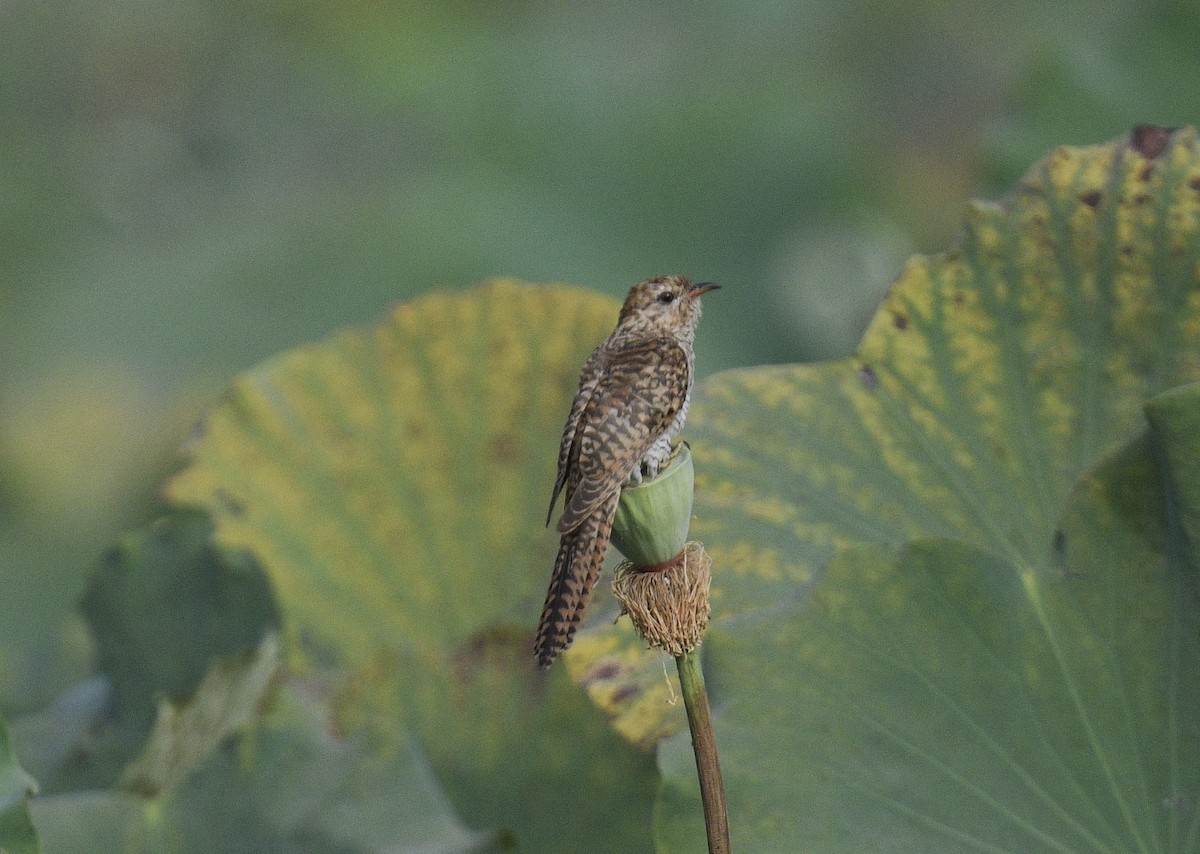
[0,0,1196,715]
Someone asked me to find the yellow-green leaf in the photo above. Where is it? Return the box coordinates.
[164,280,658,851]
[695,127,1200,595]
[605,126,1200,850]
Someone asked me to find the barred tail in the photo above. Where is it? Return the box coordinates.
[534,491,619,667]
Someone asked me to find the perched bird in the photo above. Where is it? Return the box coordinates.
[535,275,719,667]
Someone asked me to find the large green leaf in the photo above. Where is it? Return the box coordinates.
[639,126,1200,850]
[164,280,659,851]
[657,442,1200,850]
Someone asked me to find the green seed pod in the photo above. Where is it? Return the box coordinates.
[611,442,694,566]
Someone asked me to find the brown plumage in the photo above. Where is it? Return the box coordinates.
[535,275,718,667]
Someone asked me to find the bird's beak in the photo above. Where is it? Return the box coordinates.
[686,281,720,298]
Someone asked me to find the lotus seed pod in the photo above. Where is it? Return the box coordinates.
[611,442,694,566]
[612,542,712,656]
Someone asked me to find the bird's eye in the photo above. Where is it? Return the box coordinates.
[657,291,676,304]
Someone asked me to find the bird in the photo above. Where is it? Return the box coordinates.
[535,275,719,667]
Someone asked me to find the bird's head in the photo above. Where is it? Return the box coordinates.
[616,275,720,333]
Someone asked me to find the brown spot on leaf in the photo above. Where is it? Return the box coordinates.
[952,291,965,307]
[893,312,908,331]
[488,336,513,361]
[1189,175,1200,194]
[555,366,579,395]
[1130,124,1173,159]
[405,419,426,440]
[450,625,529,681]
[1137,162,1155,182]
[1053,528,1066,567]
[1133,193,1152,205]
[611,683,642,705]
[858,364,878,391]
[211,487,245,518]
[488,433,521,465]
[1079,189,1102,208]
[580,658,621,685]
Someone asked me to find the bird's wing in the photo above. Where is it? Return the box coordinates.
[547,345,605,526]
[556,337,689,535]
